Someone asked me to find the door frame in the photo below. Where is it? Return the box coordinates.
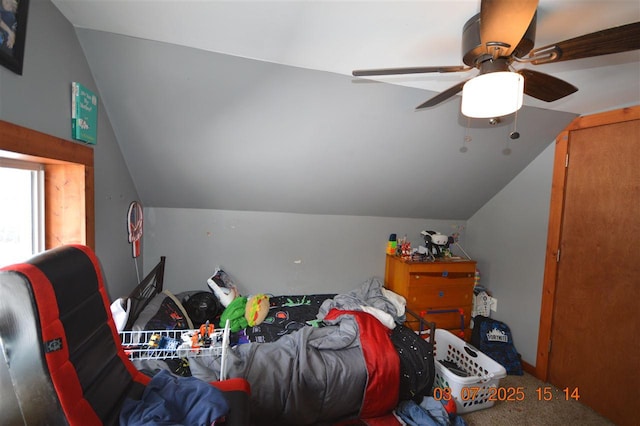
[535,105,640,380]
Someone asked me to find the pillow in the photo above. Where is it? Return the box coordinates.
[132,290,194,331]
[110,297,131,332]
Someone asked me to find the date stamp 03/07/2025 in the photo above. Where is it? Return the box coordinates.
[432,386,581,403]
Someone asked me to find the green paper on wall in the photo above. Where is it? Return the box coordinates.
[71,82,98,145]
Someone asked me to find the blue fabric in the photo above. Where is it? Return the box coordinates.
[396,398,467,426]
[120,370,229,426]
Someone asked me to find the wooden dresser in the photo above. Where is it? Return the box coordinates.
[384,255,476,340]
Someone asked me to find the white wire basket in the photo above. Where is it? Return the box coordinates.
[120,320,231,380]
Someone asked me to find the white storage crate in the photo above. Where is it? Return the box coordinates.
[433,328,507,413]
[120,320,230,380]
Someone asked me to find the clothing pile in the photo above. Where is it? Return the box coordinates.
[120,370,229,425]
[396,397,467,426]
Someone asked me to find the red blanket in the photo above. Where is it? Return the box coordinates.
[324,309,400,419]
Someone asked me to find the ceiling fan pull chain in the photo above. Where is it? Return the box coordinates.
[460,117,472,153]
[510,104,520,141]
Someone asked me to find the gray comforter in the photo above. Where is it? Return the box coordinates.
[317,276,406,324]
[189,277,402,425]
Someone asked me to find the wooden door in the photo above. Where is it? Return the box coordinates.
[545,116,639,426]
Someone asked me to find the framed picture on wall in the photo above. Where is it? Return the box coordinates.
[0,0,29,75]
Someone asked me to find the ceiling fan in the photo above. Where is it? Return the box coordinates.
[352,0,640,116]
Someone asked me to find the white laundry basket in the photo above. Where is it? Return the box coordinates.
[433,328,507,413]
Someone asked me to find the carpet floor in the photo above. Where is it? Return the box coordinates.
[459,372,614,426]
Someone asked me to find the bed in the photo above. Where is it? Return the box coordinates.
[121,256,436,425]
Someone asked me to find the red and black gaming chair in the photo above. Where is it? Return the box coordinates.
[0,244,249,425]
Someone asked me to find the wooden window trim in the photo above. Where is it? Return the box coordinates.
[0,119,94,249]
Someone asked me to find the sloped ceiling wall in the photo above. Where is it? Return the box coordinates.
[54,1,639,219]
[76,29,577,219]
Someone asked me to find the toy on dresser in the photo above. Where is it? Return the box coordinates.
[421,230,453,260]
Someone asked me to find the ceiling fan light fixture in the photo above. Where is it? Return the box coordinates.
[461,71,524,118]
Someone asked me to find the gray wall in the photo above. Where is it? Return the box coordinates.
[143,207,468,297]
[143,144,555,366]
[0,0,140,299]
[0,1,556,362]
[466,142,555,366]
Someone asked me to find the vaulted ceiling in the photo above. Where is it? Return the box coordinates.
[52,0,640,219]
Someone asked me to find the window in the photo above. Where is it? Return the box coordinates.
[0,119,94,268]
[0,159,44,265]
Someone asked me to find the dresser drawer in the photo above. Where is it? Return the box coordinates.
[408,272,474,285]
[405,278,474,309]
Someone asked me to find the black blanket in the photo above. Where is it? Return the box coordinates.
[243,294,336,343]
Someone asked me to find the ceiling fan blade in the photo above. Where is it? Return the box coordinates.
[480,0,539,57]
[529,21,640,64]
[518,69,577,102]
[352,66,470,77]
[415,80,468,110]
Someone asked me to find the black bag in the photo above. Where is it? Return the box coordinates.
[471,316,522,375]
[390,324,435,401]
[182,291,224,326]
